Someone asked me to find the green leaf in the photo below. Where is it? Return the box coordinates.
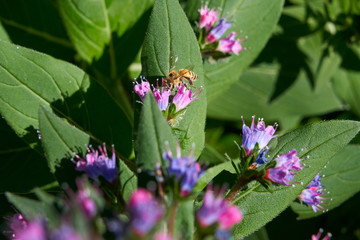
[0,21,10,42]
[0,117,55,193]
[119,159,137,202]
[58,0,111,62]
[232,120,360,238]
[107,0,154,35]
[207,64,342,121]
[6,192,44,219]
[136,94,177,171]
[174,200,194,240]
[38,106,89,174]
[141,0,206,157]
[291,144,360,218]
[186,0,284,102]
[0,41,132,164]
[0,0,75,60]
[333,68,360,117]
[242,227,269,240]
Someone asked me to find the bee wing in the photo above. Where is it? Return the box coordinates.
[184,64,195,71]
[169,51,178,71]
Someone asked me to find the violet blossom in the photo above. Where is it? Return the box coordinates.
[128,189,163,236]
[206,19,232,43]
[298,174,328,212]
[152,81,172,111]
[197,187,242,230]
[264,149,303,186]
[312,228,332,240]
[172,85,202,112]
[133,77,151,101]
[198,3,219,30]
[163,142,203,196]
[241,116,277,156]
[217,32,244,55]
[73,143,118,183]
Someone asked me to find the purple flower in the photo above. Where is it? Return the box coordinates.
[172,85,202,112]
[128,189,163,236]
[264,149,303,186]
[12,219,47,240]
[163,143,203,196]
[73,144,117,183]
[206,19,232,43]
[298,174,328,212]
[241,116,277,156]
[217,32,244,55]
[198,3,219,30]
[134,77,151,101]
[197,187,243,230]
[312,229,332,240]
[152,80,172,111]
[154,232,173,240]
[75,179,97,219]
[5,214,28,239]
[51,224,83,240]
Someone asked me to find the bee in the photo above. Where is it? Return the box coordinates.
[164,54,198,90]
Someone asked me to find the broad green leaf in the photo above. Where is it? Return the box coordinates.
[174,200,194,240]
[38,106,89,174]
[136,94,177,171]
[199,145,227,165]
[141,0,206,157]
[0,41,132,161]
[291,145,360,218]
[0,0,75,60]
[119,159,137,202]
[107,0,153,36]
[186,0,284,102]
[232,120,360,238]
[0,117,55,193]
[242,227,269,240]
[6,192,44,219]
[0,21,10,42]
[207,64,342,121]
[333,68,360,117]
[58,0,111,62]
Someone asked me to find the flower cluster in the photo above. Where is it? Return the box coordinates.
[196,187,242,238]
[312,228,332,240]
[134,77,202,126]
[264,149,304,186]
[72,143,118,184]
[298,174,329,212]
[162,142,204,197]
[197,3,245,59]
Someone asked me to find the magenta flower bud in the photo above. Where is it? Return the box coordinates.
[198,3,219,30]
[73,144,117,183]
[241,116,277,156]
[163,143,203,196]
[197,187,243,230]
[172,85,202,112]
[154,232,173,240]
[13,219,47,240]
[134,77,151,101]
[312,229,332,240]
[152,80,172,111]
[264,149,303,186]
[75,180,97,219]
[206,18,232,43]
[128,189,163,236]
[217,32,244,55]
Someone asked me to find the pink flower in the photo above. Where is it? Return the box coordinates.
[241,116,277,156]
[128,189,163,236]
[312,229,332,240]
[152,80,172,111]
[154,232,173,240]
[197,187,242,230]
[75,179,97,219]
[134,77,151,101]
[198,3,219,30]
[13,219,47,240]
[173,85,202,112]
[217,32,244,55]
[264,149,303,186]
[298,174,329,212]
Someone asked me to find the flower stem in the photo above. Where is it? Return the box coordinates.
[225,177,250,201]
[168,203,178,237]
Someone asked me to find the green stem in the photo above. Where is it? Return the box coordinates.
[225,177,250,201]
[168,203,178,237]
